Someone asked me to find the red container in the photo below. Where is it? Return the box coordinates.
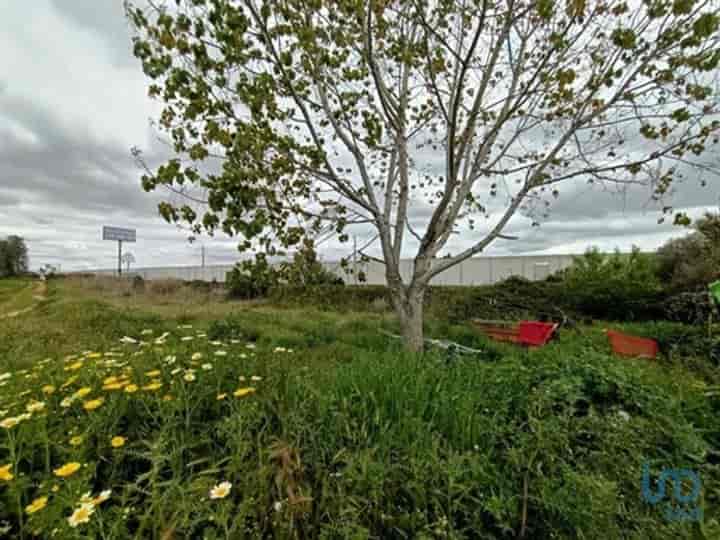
[518,321,558,347]
[606,330,658,359]
[472,322,521,343]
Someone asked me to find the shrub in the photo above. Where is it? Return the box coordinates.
[278,243,344,287]
[656,212,720,292]
[226,255,280,299]
[561,247,665,320]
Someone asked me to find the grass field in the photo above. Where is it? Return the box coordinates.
[0,279,41,317]
[0,277,718,539]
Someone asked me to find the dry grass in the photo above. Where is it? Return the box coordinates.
[61,275,251,320]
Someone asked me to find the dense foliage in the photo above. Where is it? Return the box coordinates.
[227,245,343,299]
[657,213,720,292]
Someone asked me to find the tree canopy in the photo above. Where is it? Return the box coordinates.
[128,0,720,349]
[0,236,29,278]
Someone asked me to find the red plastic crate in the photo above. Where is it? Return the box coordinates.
[606,330,658,359]
[518,321,558,347]
[472,322,521,343]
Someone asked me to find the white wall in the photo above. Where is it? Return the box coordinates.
[82,254,576,286]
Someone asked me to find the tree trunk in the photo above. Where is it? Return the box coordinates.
[393,285,425,352]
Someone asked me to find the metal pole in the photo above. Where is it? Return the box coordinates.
[118,241,123,276]
[353,236,358,284]
[202,245,206,268]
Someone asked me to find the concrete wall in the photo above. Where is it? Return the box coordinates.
[83,254,576,286]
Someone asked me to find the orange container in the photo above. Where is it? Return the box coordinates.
[606,330,658,359]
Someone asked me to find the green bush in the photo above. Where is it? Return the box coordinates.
[657,213,720,292]
[560,247,665,320]
[226,255,281,299]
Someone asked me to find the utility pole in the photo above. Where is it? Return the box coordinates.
[118,240,123,276]
[201,245,206,268]
[353,235,358,285]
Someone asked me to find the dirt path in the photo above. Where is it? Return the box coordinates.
[0,280,47,319]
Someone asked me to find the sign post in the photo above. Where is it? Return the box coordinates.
[103,227,136,276]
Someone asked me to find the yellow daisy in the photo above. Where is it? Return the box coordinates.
[68,503,94,527]
[93,489,112,505]
[233,387,256,398]
[124,384,139,393]
[209,481,232,499]
[0,464,13,481]
[54,462,81,478]
[74,387,92,399]
[61,376,79,389]
[65,361,84,372]
[69,435,84,446]
[111,436,126,448]
[145,370,161,378]
[42,385,56,395]
[83,398,104,411]
[142,381,163,391]
[26,496,48,514]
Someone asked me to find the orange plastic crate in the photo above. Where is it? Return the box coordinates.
[606,330,658,359]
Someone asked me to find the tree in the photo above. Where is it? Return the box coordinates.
[127,0,720,350]
[0,236,29,278]
[657,212,720,291]
[121,251,137,273]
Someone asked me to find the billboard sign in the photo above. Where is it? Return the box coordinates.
[103,226,136,243]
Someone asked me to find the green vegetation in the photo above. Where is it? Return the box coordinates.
[1,278,718,538]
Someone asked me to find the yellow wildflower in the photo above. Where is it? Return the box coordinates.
[54,462,81,478]
[145,370,161,378]
[0,464,13,481]
[142,382,163,391]
[124,384,138,393]
[110,436,126,448]
[26,496,49,514]
[103,376,119,385]
[42,385,56,395]
[209,481,232,499]
[65,361,84,372]
[233,387,256,398]
[68,503,94,527]
[216,393,227,400]
[93,489,111,505]
[103,382,125,391]
[51,484,59,493]
[69,436,84,447]
[26,401,46,413]
[83,398,104,411]
[86,353,102,359]
[0,417,20,429]
[61,376,78,389]
[162,394,173,401]
[74,387,92,399]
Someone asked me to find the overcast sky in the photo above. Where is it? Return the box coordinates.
[1,1,718,272]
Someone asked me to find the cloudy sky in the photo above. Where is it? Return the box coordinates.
[1,1,718,272]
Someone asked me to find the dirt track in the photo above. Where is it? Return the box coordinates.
[0,280,47,319]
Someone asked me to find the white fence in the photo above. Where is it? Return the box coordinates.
[85,254,576,286]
